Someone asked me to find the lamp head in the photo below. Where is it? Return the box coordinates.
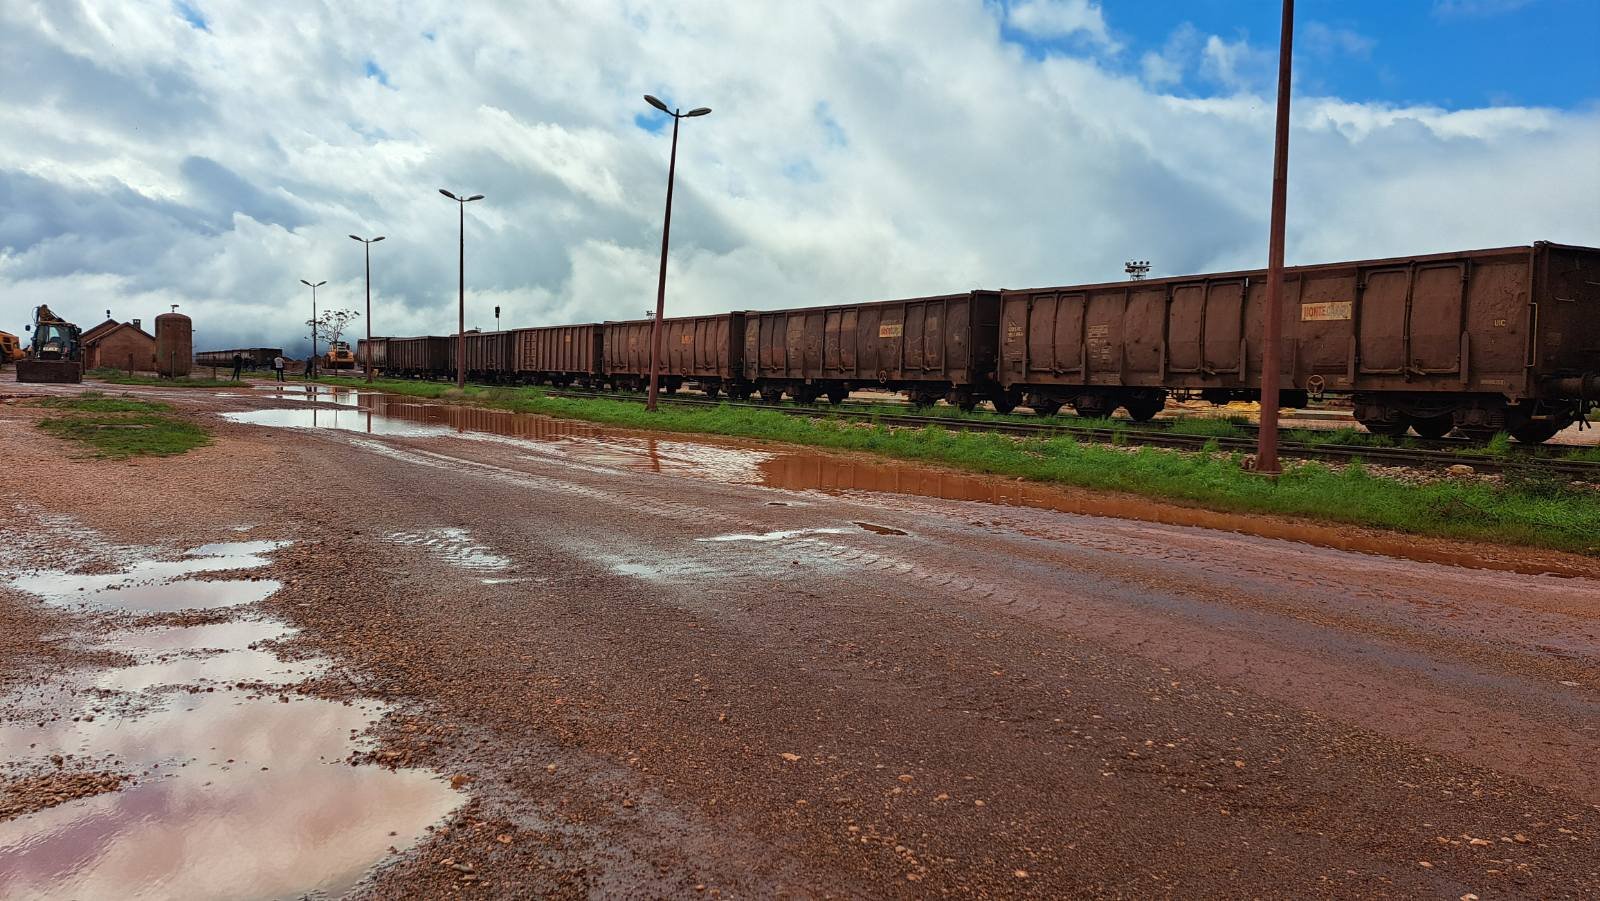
[644,94,671,114]
[686,107,712,117]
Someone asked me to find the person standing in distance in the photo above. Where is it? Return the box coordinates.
[231,353,244,381]
[273,353,286,382]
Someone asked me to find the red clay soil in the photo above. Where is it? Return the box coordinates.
[1,381,1596,899]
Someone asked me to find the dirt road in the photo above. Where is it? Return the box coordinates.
[2,382,1596,899]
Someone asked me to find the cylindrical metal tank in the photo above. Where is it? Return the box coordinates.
[154,312,193,376]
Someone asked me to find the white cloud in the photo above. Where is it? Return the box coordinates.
[0,0,1594,356]
[1302,22,1375,59]
[1005,0,1119,52]
[1432,0,1534,17]
[1199,33,1274,93]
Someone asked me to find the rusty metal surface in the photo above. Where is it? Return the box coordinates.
[999,243,1598,402]
[196,348,283,369]
[603,314,743,380]
[355,338,388,370]
[387,337,450,375]
[511,325,603,378]
[741,292,999,386]
[450,331,514,377]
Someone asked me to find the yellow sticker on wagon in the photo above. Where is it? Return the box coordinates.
[1301,301,1353,321]
[879,323,904,338]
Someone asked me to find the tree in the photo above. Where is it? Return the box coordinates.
[306,309,361,349]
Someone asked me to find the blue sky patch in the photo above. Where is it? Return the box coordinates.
[364,60,390,87]
[1000,0,1599,109]
[173,1,208,32]
[633,111,668,134]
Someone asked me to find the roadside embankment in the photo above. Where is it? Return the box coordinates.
[315,377,1600,556]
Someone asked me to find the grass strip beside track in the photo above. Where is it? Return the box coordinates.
[86,367,251,388]
[33,393,211,459]
[315,377,1600,555]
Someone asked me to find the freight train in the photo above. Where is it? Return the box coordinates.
[358,242,1598,443]
[195,347,283,371]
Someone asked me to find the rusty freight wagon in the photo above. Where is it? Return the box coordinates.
[195,348,282,371]
[511,324,603,385]
[356,337,388,371]
[603,314,746,397]
[998,242,1599,441]
[445,330,514,382]
[742,292,1002,408]
[386,336,451,378]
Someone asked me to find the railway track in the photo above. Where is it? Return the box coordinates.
[540,387,1600,480]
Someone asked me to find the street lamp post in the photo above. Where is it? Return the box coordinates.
[642,94,711,412]
[349,234,386,383]
[1255,0,1295,476]
[439,189,484,389]
[299,278,325,379]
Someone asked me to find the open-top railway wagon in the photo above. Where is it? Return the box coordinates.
[385,336,451,378]
[998,242,1599,440]
[356,337,388,371]
[741,292,1001,408]
[195,348,282,371]
[602,314,746,397]
[511,324,603,385]
[446,330,515,382]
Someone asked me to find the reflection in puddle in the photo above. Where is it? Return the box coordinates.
[9,541,288,613]
[223,407,450,437]
[385,527,510,571]
[699,528,852,543]
[854,522,908,536]
[0,528,459,900]
[227,391,1587,577]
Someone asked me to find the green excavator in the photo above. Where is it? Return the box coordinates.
[17,305,84,383]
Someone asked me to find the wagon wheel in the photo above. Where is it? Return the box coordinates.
[1121,394,1167,423]
[1509,418,1567,445]
[1409,414,1455,440]
[826,388,850,405]
[907,390,939,409]
[1356,416,1411,438]
[990,394,1017,415]
[1072,397,1113,420]
[945,388,977,413]
[760,388,785,404]
[795,386,823,405]
[702,384,722,400]
[1031,401,1063,417]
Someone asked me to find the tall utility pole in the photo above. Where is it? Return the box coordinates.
[642,94,712,412]
[299,278,325,379]
[1256,0,1295,476]
[349,234,386,383]
[439,189,484,389]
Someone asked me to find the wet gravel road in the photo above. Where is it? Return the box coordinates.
[3,382,1597,898]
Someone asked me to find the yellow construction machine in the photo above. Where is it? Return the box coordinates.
[0,331,24,368]
[17,305,84,383]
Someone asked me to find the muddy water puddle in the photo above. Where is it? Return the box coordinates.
[0,529,459,900]
[231,393,1592,578]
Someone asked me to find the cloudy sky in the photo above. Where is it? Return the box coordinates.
[3,0,1597,354]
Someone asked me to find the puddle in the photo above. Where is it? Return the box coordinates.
[226,391,1592,578]
[854,522,908,536]
[223,407,452,437]
[0,529,459,900]
[698,528,852,543]
[9,541,288,614]
[249,385,365,407]
[385,527,510,571]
